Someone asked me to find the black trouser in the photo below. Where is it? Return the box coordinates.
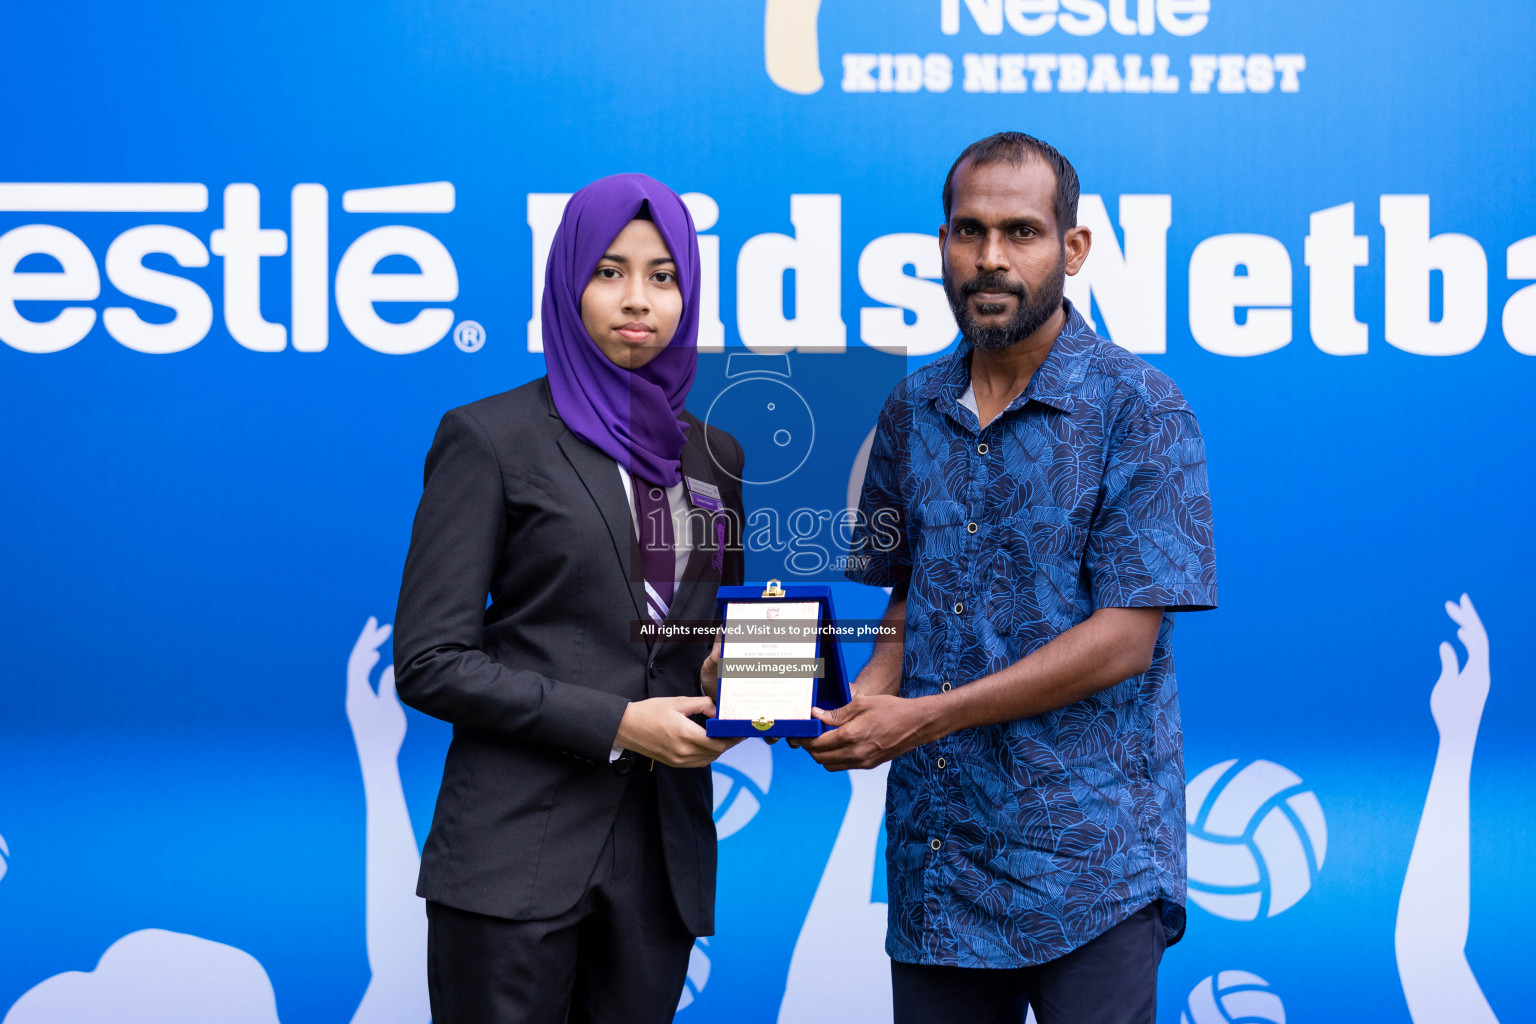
[891,902,1167,1024]
[425,769,695,1024]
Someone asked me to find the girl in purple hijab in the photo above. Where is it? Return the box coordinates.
[393,173,746,1024]
[543,172,700,485]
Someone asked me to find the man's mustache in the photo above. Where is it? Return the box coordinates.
[959,273,1025,301]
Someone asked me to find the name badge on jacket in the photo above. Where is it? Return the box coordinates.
[685,476,721,511]
[686,476,727,572]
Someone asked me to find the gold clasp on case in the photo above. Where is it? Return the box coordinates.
[752,716,775,731]
[761,578,785,598]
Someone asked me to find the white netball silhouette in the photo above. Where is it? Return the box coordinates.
[1180,971,1286,1024]
[1186,759,1326,920]
[712,738,774,839]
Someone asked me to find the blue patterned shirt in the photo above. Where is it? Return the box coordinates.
[847,301,1217,967]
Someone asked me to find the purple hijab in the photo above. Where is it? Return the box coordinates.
[542,173,700,486]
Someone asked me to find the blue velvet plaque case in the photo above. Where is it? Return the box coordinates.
[705,583,851,738]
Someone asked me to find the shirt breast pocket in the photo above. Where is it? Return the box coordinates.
[991,506,1091,634]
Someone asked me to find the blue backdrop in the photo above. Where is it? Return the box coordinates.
[2,3,1534,1023]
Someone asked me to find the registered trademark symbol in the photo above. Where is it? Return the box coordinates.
[454,320,486,352]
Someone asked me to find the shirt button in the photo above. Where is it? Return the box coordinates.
[936,757,946,769]
[953,601,964,614]
[966,521,978,534]
[976,442,989,455]
[941,681,952,692]
[929,838,942,851]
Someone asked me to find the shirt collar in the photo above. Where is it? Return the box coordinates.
[918,299,1095,420]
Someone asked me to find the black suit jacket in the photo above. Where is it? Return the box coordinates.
[393,377,745,935]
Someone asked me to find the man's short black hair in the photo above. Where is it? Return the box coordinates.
[941,131,1080,235]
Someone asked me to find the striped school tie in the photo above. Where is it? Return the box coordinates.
[634,477,675,624]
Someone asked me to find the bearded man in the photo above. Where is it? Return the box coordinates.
[802,132,1219,1024]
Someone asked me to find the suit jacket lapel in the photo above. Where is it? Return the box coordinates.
[553,428,652,648]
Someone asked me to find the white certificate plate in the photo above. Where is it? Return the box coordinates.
[718,600,820,721]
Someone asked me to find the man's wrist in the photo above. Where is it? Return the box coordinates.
[853,664,901,697]
[921,688,965,742]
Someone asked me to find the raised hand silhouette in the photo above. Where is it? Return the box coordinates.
[347,616,407,767]
[778,762,893,1024]
[344,617,429,1024]
[1395,594,1500,1024]
[1429,594,1491,739]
